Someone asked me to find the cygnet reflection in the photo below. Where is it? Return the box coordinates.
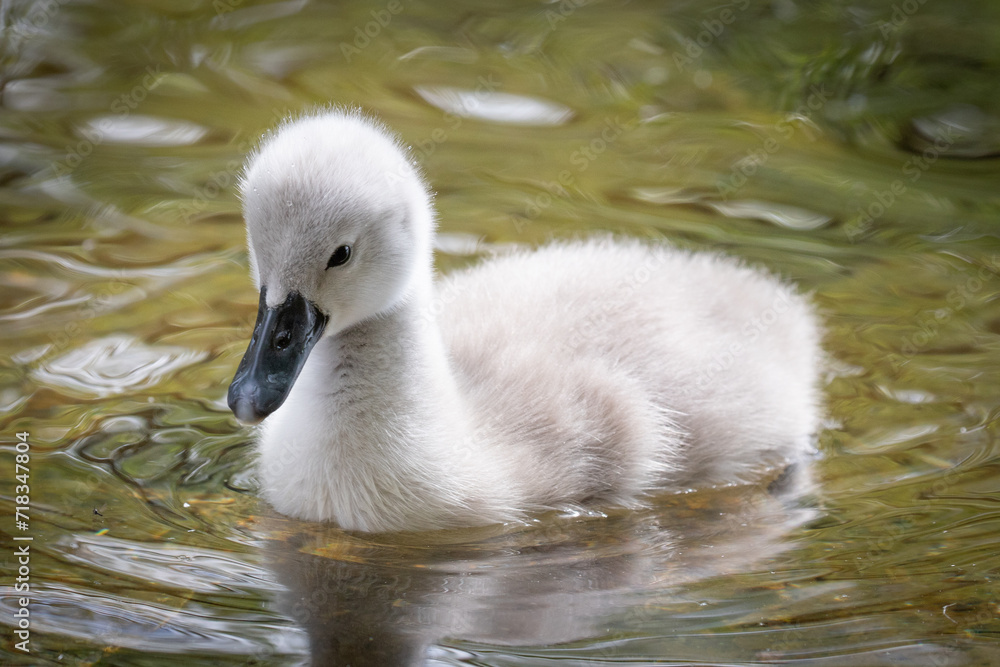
[257,475,816,666]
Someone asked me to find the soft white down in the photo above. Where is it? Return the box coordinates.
[231,108,823,533]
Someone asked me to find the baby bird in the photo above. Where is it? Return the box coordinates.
[228,109,822,533]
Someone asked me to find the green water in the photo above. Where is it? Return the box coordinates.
[2,0,1000,664]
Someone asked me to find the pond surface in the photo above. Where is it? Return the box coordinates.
[3,0,1000,664]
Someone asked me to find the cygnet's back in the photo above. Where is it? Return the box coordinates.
[438,238,821,507]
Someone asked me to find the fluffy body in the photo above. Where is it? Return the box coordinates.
[239,109,822,532]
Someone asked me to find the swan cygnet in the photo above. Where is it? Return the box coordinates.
[227,109,823,533]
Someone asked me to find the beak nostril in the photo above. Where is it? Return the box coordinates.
[228,289,328,423]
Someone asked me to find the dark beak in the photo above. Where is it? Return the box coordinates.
[228,287,328,425]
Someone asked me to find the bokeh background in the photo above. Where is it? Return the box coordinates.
[2,0,1000,664]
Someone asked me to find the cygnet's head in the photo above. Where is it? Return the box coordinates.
[228,109,434,424]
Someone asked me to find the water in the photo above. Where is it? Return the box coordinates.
[2,0,1000,664]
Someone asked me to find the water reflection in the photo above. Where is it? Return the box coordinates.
[9,533,309,661]
[904,104,1000,158]
[76,115,209,147]
[261,482,814,665]
[32,334,207,398]
[415,86,574,126]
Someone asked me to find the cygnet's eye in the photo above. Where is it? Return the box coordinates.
[326,245,352,269]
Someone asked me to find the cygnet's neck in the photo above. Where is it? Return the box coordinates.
[257,274,519,532]
[312,277,464,445]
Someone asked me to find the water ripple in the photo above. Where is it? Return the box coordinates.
[59,534,279,595]
[32,334,208,398]
[415,86,574,126]
[0,583,307,658]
